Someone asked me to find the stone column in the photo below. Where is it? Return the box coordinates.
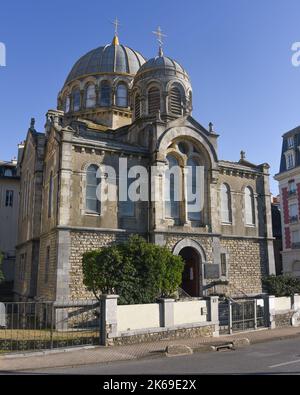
[208,296,219,336]
[100,295,119,346]
[158,298,175,327]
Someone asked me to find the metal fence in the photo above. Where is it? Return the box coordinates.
[0,300,100,353]
[218,297,267,334]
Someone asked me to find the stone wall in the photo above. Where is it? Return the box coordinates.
[110,324,215,346]
[274,311,294,328]
[69,230,133,300]
[220,238,267,296]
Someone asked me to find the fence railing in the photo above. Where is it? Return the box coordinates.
[0,300,100,353]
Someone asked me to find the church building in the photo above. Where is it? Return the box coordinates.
[14,29,275,302]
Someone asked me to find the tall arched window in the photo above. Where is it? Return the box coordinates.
[221,183,232,223]
[187,158,201,221]
[116,83,128,107]
[169,87,182,115]
[119,175,135,217]
[86,165,100,213]
[64,96,70,113]
[165,155,180,219]
[72,88,81,112]
[48,172,53,218]
[85,84,96,108]
[148,87,160,115]
[245,186,255,225]
[100,81,111,107]
[134,94,141,119]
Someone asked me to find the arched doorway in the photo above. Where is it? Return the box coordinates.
[179,247,202,297]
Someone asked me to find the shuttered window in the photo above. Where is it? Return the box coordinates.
[169,87,182,115]
[100,82,111,107]
[86,84,96,108]
[245,187,255,225]
[148,87,160,115]
[116,84,128,107]
[221,183,232,223]
[86,165,101,213]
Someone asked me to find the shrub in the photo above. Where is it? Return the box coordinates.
[82,235,184,305]
[262,274,300,297]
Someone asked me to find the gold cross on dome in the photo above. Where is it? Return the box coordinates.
[152,26,167,46]
[112,17,120,36]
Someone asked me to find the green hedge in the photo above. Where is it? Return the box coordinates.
[263,274,300,297]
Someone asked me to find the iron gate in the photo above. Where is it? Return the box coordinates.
[218,298,266,334]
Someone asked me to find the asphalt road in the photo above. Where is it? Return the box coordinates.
[21,337,300,375]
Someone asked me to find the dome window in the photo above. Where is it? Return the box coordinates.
[64,96,70,113]
[148,87,161,115]
[169,87,182,116]
[134,94,141,119]
[100,81,111,107]
[86,84,96,108]
[116,83,128,108]
[72,88,81,112]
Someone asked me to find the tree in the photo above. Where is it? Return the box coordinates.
[82,235,184,305]
[0,251,4,284]
[263,274,300,297]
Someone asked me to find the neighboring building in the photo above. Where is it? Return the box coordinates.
[271,195,282,275]
[0,148,22,300]
[14,32,275,302]
[275,127,300,277]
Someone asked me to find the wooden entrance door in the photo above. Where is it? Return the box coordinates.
[179,247,201,297]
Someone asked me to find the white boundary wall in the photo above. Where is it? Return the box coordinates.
[117,303,161,332]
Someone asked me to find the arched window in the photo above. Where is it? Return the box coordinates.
[85,84,96,108]
[116,83,128,107]
[72,88,81,112]
[86,165,100,213]
[165,155,180,219]
[100,81,111,107]
[245,186,255,225]
[134,93,141,119]
[148,87,160,115]
[64,96,70,113]
[187,158,201,221]
[48,172,53,218]
[221,183,232,223]
[169,87,182,115]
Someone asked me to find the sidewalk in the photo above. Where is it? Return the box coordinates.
[1,326,300,372]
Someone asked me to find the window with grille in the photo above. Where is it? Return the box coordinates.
[135,94,141,119]
[116,84,128,107]
[187,158,201,221]
[86,165,101,213]
[45,246,50,283]
[85,84,96,108]
[169,87,182,115]
[221,253,227,277]
[221,183,232,223]
[165,155,180,219]
[48,172,53,218]
[100,82,111,107]
[245,186,255,225]
[5,190,14,207]
[72,88,81,111]
[148,87,160,115]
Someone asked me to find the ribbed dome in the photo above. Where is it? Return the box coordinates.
[65,41,146,85]
[136,55,189,80]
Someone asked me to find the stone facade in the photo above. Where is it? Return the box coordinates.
[15,33,275,302]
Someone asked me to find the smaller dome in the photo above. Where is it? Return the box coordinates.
[135,55,190,81]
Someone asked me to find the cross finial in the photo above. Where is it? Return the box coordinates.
[152,26,167,57]
[112,17,120,36]
[240,150,246,160]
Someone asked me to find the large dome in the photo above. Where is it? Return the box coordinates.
[65,38,146,85]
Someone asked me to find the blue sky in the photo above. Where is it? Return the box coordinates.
[1,0,300,194]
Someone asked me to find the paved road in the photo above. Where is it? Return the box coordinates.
[21,337,300,375]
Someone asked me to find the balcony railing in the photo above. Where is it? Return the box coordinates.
[289,215,299,223]
[292,242,300,249]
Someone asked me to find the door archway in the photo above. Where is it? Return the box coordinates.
[179,247,202,297]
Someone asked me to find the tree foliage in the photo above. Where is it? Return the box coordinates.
[82,235,184,305]
[263,274,300,297]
